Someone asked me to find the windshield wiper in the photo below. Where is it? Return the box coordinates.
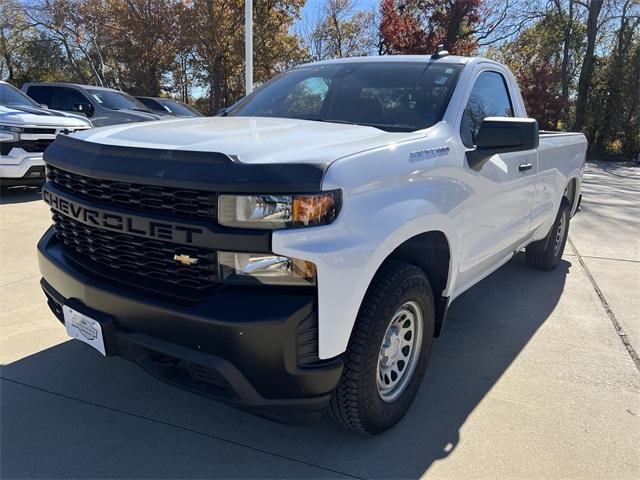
[296,117,413,132]
[358,122,417,132]
[297,116,353,125]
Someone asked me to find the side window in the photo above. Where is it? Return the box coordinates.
[26,86,55,107]
[139,97,162,111]
[137,97,153,109]
[56,87,89,111]
[460,71,514,147]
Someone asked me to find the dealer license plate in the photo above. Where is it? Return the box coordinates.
[63,305,106,356]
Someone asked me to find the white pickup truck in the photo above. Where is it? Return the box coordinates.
[0,81,91,188]
[38,53,586,434]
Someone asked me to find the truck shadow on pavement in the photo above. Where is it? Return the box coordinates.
[0,186,42,205]
[1,254,571,479]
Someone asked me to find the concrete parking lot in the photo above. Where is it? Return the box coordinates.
[1,162,638,479]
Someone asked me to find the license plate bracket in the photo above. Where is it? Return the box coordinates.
[63,305,110,355]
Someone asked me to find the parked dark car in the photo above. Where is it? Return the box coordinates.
[22,83,164,127]
[136,97,203,117]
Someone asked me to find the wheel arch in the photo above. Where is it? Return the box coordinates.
[564,176,581,215]
[380,230,453,337]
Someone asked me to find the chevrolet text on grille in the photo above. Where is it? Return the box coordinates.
[42,189,203,244]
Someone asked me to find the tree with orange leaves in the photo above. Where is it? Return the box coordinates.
[379,0,524,56]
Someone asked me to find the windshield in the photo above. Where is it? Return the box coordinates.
[159,99,202,117]
[86,89,149,111]
[0,83,40,108]
[230,62,463,132]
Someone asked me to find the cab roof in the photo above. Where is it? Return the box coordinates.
[302,55,500,69]
[22,82,122,92]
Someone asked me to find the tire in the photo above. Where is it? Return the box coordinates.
[329,261,435,434]
[526,198,571,271]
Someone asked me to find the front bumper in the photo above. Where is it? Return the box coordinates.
[0,166,46,186]
[38,228,342,424]
[0,149,45,185]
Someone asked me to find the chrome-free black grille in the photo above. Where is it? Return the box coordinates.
[1,139,54,155]
[23,128,57,134]
[47,165,217,221]
[52,212,218,296]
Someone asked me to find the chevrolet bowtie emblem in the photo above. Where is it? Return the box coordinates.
[174,254,198,266]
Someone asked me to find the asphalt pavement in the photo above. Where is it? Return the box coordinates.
[1,162,638,479]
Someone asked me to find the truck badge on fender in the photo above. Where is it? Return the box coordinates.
[409,146,450,162]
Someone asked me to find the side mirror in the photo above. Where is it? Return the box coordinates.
[73,103,95,117]
[40,104,49,109]
[466,117,538,170]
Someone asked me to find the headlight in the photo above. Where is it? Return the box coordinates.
[218,190,341,229]
[0,125,22,142]
[218,252,316,286]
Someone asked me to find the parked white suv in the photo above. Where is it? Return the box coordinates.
[0,81,91,188]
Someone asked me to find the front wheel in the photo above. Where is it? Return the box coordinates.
[526,198,571,271]
[329,261,434,434]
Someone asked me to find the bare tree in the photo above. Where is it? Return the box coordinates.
[600,0,640,147]
[297,0,376,61]
[0,1,27,82]
[22,0,112,85]
[475,1,543,47]
[574,0,605,131]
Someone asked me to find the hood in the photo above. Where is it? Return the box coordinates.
[73,116,423,164]
[0,105,91,128]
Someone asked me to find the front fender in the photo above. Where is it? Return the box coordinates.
[273,155,467,359]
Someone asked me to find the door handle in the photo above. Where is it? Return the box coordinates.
[518,163,533,172]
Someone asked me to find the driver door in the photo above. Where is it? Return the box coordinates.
[54,87,92,116]
[456,69,537,289]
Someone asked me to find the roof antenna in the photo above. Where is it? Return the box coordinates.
[432,44,449,59]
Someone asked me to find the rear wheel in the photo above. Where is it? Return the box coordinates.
[526,198,571,271]
[329,261,434,434]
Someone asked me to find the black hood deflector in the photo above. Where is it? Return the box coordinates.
[44,135,328,193]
